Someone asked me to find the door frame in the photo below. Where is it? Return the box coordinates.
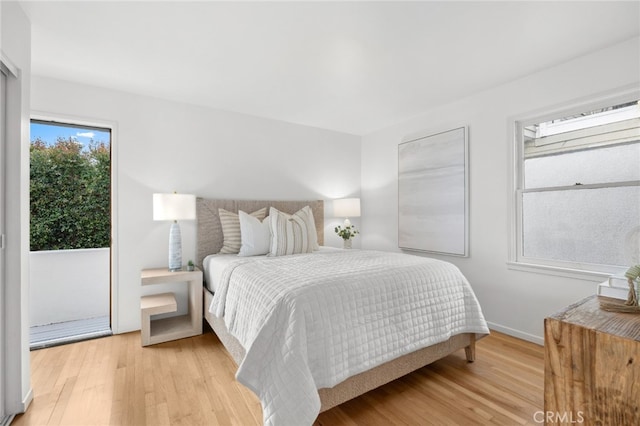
[1,59,10,426]
[30,112,119,333]
[1,52,21,423]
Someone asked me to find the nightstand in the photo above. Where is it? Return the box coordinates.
[140,267,203,346]
[544,295,640,424]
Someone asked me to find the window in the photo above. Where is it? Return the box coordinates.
[30,120,112,251]
[512,97,640,276]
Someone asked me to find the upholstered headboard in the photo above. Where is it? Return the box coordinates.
[196,198,324,268]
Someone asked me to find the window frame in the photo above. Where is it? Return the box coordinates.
[508,89,640,281]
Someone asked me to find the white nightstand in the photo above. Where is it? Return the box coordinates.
[140,267,203,346]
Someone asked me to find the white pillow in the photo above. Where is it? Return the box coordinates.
[268,206,313,256]
[218,207,267,254]
[297,205,319,251]
[238,210,271,257]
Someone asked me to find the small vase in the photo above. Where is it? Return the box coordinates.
[343,239,352,249]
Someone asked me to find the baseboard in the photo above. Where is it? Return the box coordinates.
[487,321,544,346]
[23,387,33,411]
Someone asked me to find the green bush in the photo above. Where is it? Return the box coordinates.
[30,137,110,251]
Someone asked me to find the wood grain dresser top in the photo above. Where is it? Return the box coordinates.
[547,295,640,341]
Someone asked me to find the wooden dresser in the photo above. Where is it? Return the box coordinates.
[544,295,640,425]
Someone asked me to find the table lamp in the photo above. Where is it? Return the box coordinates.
[153,193,196,271]
[333,198,361,228]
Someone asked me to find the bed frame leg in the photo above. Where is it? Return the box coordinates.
[464,333,476,362]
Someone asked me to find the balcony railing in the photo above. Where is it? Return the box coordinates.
[29,247,111,348]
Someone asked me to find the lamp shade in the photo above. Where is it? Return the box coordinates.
[334,198,361,218]
[153,193,196,221]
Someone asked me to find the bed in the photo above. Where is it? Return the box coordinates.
[196,198,489,425]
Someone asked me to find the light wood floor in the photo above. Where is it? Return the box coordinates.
[13,329,543,425]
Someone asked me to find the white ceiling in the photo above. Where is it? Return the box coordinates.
[19,1,640,136]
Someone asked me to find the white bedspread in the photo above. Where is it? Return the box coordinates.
[209,249,489,426]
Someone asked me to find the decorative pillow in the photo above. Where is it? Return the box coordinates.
[238,210,271,257]
[296,205,319,251]
[218,207,266,254]
[268,206,314,256]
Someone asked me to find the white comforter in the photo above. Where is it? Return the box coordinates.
[209,249,489,426]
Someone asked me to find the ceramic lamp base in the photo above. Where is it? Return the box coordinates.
[168,221,182,271]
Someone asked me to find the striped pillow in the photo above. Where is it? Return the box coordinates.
[218,207,267,254]
[296,205,319,251]
[268,206,314,256]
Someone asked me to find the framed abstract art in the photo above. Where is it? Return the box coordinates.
[398,126,469,256]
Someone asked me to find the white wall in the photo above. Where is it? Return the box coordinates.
[26,14,637,349]
[30,249,110,326]
[361,37,640,344]
[1,0,33,415]
[30,76,361,333]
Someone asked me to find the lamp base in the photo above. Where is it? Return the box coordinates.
[168,221,182,271]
